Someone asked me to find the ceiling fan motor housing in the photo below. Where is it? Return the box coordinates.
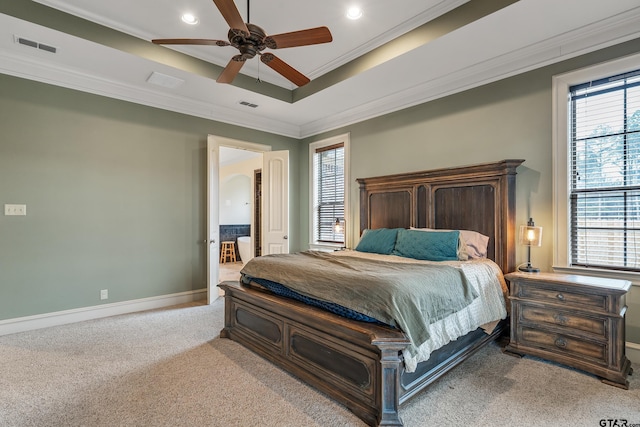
[228,23,266,60]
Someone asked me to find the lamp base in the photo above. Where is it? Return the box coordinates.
[518,265,540,273]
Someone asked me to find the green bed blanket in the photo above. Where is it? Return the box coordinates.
[240,251,479,355]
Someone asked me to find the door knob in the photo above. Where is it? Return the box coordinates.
[283,235,288,240]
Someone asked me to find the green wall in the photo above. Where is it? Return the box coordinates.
[0,74,299,320]
[1,37,639,346]
[300,38,640,344]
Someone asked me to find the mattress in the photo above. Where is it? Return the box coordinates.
[245,250,508,373]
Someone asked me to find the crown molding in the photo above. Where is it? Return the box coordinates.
[299,7,640,138]
[3,6,640,140]
[33,0,468,86]
[0,47,301,138]
[308,0,468,79]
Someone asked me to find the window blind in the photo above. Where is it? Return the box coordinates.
[315,143,344,243]
[569,69,640,271]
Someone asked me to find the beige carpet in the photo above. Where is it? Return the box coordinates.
[1,299,638,427]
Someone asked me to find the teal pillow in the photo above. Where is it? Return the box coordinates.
[393,229,460,261]
[355,228,399,255]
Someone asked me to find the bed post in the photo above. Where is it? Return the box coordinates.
[374,339,409,426]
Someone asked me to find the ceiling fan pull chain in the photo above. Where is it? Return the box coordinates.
[256,55,261,83]
[247,0,250,24]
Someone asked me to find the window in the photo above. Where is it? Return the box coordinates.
[309,134,350,249]
[553,53,640,278]
[569,71,640,271]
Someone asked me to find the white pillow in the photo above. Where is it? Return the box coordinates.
[458,229,490,258]
[410,228,490,259]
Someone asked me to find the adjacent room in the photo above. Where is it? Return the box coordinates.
[1,1,640,426]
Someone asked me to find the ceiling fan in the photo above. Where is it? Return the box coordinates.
[152,0,333,87]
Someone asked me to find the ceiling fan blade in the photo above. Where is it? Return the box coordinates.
[260,53,310,87]
[212,0,249,34]
[217,57,246,84]
[265,26,332,49]
[152,38,230,47]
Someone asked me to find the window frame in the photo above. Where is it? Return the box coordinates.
[552,52,640,285]
[309,133,350,251]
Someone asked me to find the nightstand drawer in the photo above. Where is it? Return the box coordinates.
[519,305,607,338]
[520,326,607,364]
[516,283,606,310]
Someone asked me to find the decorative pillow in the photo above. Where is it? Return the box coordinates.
[393,229,460,261]
[354,228,399,255]
[411,227,490,259]
[459,230,490,258]
[410,227,469,261]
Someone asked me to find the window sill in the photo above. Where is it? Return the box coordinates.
[552,265,640,287]
[309,243,345,252]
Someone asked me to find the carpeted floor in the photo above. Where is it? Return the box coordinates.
[1,299,638,427]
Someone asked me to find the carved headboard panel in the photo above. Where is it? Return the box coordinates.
[357,159,524,274]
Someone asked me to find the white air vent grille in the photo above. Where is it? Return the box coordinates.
[239,101,258,108]
[14,35,57,54]
[146,71,185,89]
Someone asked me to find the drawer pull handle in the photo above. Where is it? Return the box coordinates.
[553,313,568,325]
[555,338,567,349]
[556,293,565,301]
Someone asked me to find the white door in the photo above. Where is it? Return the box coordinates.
[262,150,289,255]
[206,136,288,303]
[206,136,220,304]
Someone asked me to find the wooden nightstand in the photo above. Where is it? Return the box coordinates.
[504,271,633,389]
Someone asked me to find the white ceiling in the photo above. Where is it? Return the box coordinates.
[2,0,640,138]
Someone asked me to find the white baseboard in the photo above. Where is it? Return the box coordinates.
[3,294,640,365]
[628,341,640,364]
[0,289,208,336]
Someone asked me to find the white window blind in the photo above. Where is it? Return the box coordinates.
[569,69,640,271]
[314,142,344,243]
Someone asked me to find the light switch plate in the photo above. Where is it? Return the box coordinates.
[4,204,26,216]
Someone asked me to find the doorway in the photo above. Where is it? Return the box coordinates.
[206,135,289,304]
[218,147,262,285]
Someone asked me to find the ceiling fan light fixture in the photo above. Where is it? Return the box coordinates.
[181,13,199,25]
[346,6,363,20]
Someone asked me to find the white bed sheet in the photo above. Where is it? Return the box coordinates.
[332,250,508,373]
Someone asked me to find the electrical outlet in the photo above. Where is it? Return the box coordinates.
[4,204,27,216]
[100,289,108,300]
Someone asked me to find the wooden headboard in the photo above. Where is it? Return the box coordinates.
[357,159,524,274]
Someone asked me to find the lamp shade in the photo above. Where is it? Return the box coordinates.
[519,218,542,247]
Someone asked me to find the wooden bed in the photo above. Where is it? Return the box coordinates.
[219,159,524,426]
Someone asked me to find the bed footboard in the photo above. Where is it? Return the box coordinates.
[219,281,410,426]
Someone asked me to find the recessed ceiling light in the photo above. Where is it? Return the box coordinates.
[346,6,363,20]
[181,13,199,25]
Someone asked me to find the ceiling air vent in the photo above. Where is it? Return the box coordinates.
[38,43,56,53]
[14,36,57,53]
[17,37,37,48]
[239,101,258,108]
[146,71,184,89]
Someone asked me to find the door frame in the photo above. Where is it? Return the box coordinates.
[207,135,271,303]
